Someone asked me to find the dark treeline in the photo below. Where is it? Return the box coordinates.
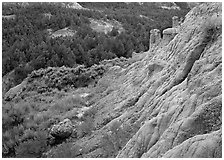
[2,2,190,85]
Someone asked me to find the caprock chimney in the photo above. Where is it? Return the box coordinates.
[172,16,179,28]
[149,29,161,50]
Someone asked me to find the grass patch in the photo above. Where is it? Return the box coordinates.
[49,94,87,114]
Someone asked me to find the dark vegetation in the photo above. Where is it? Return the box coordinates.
[2,2,191,158]
[27,65,105,92]
[2,56,131,158]
[2,88,97,157]
[2,102,49,157]
[2,2,189,86]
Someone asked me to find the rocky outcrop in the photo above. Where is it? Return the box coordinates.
[2,15,16,20]
[186,2,202,9]
[162,28,178,45]
[153,2,181,10]
[2,70,16,97]
[61,2,87,10]
[115,3,222,158]
[4,80,27,101]
[50,28,75,38]
[149,29,161,49]
[89,18,124,34]
[150,15,183,48]
[42,13,52,19]
[172,16,179,27]
[50,119,74,139]
[162,129,222,158]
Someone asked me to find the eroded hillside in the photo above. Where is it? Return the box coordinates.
[2,2,222,158]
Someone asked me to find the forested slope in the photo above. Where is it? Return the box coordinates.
[2,2,190,95]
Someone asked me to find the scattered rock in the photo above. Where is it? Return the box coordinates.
[77,107,91,119]
[80,93,90,98]
[50,27,76,39]
[50,119,74,139]
[2,15,16,20]
[4,80,27,101]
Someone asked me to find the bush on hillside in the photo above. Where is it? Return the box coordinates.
[203,14,222,44]
[15,130,48,158]
[77,116,95,138]
[27,65,106,92]
[46,142,81,158]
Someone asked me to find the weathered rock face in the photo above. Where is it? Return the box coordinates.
[186,2,202,9]
[50,119,74,139]
[161,129,222,158]
[2,15,16,20]
[116,3,222,158]
[4,80,27,101]
[172,16,179,27]
[151,15,182,48]
[162,28,178,45]
[2,70,17,97]
[149,29,161,49]
[46,2,221,158]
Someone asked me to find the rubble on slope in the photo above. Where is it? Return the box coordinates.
[89,18,124,34]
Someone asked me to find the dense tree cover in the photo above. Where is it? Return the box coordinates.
[80,2,190,30]
[2,2,190,87]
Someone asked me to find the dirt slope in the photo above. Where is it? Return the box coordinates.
[59,2,221,158]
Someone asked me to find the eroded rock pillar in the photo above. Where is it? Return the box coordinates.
[172,16,179,28]
[150,29,161,49]
[162,28,178,45]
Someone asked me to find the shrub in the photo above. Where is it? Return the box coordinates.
[20,129,37,142]
[2,102,30,157]
[82,106,97,119]
[49,94,87,115]
[2,102,50,158]
[62,108,78,121]
[27,64,106,92]
[2,104,25,131]
[15,130,48,158]
[77,116,95,138]
[47,142,81,158]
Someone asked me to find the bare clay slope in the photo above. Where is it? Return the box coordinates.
[47,3,222,158]
[116,3,222,158]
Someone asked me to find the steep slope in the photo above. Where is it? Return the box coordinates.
[2,2,221,158]
[119,3,222,158]
[45,2,222,158]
